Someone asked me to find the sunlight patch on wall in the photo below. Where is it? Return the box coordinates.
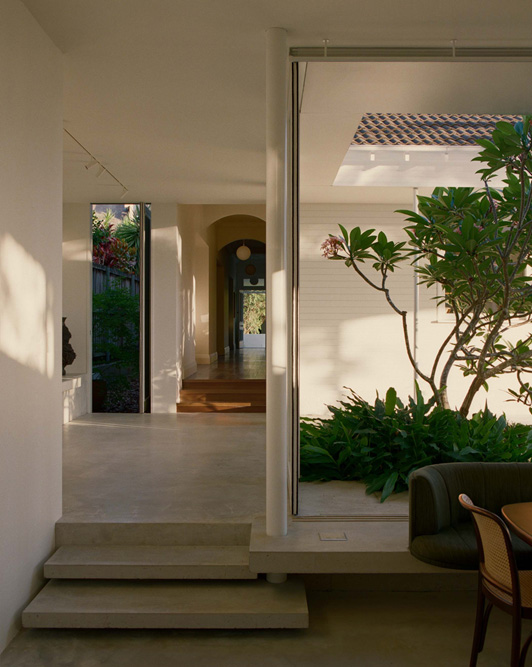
[0,233,54,377]
[270,270,287,375]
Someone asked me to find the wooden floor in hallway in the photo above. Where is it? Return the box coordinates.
[178,349,266,413]
[188,348,266,380]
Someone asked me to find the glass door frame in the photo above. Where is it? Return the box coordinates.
[90,202,151,414]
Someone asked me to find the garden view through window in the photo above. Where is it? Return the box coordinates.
[91,204,149,413]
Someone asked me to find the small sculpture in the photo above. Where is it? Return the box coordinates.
[62,317,76,375]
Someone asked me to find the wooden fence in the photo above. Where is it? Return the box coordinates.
[92,264,140,365]
[92,264,140,296]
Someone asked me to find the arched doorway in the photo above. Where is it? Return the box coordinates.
[217,238,266,356]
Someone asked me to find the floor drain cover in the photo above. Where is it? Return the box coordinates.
[319,532,347,541]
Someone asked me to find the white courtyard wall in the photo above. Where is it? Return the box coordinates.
[299,203,532,424]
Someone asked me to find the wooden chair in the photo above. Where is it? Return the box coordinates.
[459,494,532,667]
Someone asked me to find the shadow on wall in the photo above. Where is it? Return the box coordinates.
[0,233,55,378]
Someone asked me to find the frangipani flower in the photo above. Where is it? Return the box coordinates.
[321,235,346,259]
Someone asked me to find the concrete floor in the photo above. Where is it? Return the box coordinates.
[63,413,407,521]
[1,413,521,664]
[1,589,529,666]
[63,413,266,522]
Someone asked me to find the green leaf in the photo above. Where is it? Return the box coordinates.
[338,224,349,245]
[384,387,397,416]
[381,472,399,502]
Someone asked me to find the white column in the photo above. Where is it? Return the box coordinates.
[150,203,179,412]
[266,27,289,538]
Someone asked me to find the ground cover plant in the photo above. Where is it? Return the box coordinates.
[300,387,532,501]
[321,116,532,417]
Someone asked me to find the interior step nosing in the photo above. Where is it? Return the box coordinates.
[44,545,257,580]
[22,579,309,629]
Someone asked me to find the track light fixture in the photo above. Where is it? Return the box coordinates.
[64,128,129,196]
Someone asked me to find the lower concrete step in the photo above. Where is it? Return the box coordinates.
[44,545,257,580]
[22,579,308,629]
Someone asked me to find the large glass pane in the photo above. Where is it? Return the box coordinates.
[91,203,148,413]
[296,61,532,518]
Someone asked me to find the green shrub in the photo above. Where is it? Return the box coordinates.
[93,287,140,373]
[300,386,532,501]
[243,292,266,334]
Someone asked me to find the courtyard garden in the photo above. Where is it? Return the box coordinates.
[301,116,532,499]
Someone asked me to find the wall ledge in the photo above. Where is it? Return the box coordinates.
[62,374,84,392]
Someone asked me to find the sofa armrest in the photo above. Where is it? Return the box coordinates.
[409,467,451,545]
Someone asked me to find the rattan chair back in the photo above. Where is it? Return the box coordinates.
[459,493,519,606]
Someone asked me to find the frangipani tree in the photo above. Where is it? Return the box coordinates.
[322,116,532,417]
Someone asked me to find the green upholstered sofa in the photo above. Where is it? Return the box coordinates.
[409,462,532,570]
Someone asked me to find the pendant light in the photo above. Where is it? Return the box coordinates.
[236,241,251,261]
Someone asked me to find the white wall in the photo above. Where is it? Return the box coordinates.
[151,204,179,412]
[299,203,532,423]
[0,0,63,652]
[300,204,414,416]
[177,206,197,378]
[63,204,91,378]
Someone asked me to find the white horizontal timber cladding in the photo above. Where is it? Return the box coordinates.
[299,204,414,417]
[299,203,532,422]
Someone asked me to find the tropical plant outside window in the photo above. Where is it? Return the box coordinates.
[92,206,141,412]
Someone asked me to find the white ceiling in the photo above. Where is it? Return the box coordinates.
[20,0,532,204]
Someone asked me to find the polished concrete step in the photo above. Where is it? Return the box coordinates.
[249,516,473,579]
[22,579,308,629]
[55,521,251,547]
[44,545,257,580]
